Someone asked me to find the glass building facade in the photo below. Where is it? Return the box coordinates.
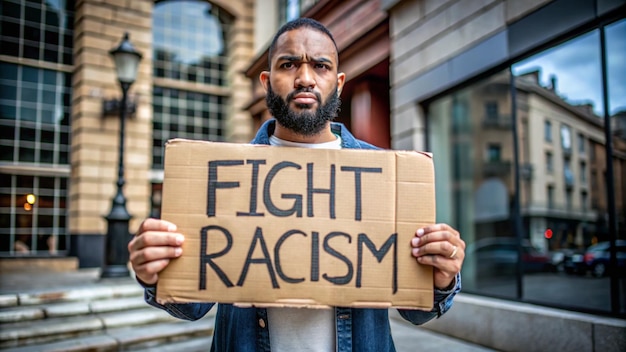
[0,0,74,256]
[427,16,625,316]
[150,0,232,217]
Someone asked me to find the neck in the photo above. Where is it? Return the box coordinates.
[273,122,336,143]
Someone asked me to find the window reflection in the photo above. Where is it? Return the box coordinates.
[153,0,228,85]
[429,19,625,313]
[512,27,614,311]
[429,70,518,298]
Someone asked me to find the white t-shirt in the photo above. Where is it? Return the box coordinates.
[266,133,341,352]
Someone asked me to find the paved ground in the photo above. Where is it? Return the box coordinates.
[0,268,495,351]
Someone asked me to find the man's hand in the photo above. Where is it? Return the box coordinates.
[128,218,184,286]
[410,223,465,290]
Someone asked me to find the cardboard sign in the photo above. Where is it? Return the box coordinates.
[156,139,435,310]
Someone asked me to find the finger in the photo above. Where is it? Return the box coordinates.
[139,218,177,233]
[129,230,184,252]
[411,240,458,258]
[130,245,183,267]
[134,259,172,285]
[414,228,464,249]
[417,254,463,274]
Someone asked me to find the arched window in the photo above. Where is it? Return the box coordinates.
[151,1,233,217]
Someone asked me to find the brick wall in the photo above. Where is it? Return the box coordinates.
[70,0,254,242]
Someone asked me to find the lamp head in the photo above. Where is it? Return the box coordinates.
[109,32,142,84]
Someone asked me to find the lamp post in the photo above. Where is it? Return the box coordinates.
[101,32,142,278]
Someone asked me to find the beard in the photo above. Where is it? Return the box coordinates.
[265,83,341,137]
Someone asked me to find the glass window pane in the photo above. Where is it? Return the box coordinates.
[0,105,17,120]
[0,145,14,161]
[0,40,19,57]
[0,63,18,80]
[512,29,613,312]
[428,69,517,299]
[3,1,22,18]
[22,66,39,83]
[19,147,36,162]
[0,84,17,100]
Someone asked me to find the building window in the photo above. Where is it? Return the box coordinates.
[566,189,573,210]
[0,1,74,256]
[561,124,572,155]
[0,174,69,255]
[278,0,319,24]
[580,161,586,183]
[546,151,553,173]
[564,158,574,188]
[0,63,71,164]
[578,133,585,154]
[0,0,74,65]
[544,120,552,142]
[152,1,232,170]
[547,185,554,209]
[153,1,229,86]
[581,191,588,211]
[484,101,498,122]
[152,87,226,168]
[487,144,501,162]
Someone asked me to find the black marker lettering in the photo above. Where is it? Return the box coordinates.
[322,232,353,285]
[199,225,234,289]
[207,160,244,217]
[274,229,307,284]
[237,159,266,217]
[307,163,336,219]
[263,161,303,217]
[340,166,383,221]
[357,233,398,293]
[237,227,279,288]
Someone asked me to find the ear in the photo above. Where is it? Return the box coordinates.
[337,72,346,95]
[260,71,270,92]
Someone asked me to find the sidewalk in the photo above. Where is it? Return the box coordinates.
[0,268,494,351]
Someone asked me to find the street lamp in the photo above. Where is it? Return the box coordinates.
[101,32,142,278]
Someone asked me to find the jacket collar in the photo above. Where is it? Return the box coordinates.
[250,119,362,149]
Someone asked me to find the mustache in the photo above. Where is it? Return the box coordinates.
[286,88,321,104]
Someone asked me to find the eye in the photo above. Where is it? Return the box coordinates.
[280,62,295,69]
[315,63,330,70]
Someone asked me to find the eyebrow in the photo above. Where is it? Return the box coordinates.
[276,55,333,65]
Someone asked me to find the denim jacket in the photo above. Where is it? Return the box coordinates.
[143,119,461,351]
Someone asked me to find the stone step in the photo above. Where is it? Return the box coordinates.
[129,336,214,352]
[0,280,142,309]
[17,282,144,306]
[0,296,147,324]
[4,318,215,352]
[0,307,178,349]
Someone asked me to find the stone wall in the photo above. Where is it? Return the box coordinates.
[386,0,553,150]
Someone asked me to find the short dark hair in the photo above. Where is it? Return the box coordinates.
[267,18,338,69]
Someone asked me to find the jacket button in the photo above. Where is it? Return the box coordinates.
[259,318,266,328]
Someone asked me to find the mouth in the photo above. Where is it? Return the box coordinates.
[290,92,319,106]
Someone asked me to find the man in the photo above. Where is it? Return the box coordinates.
[129,18,465,351]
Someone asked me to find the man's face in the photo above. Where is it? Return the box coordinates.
[260,27,346,137]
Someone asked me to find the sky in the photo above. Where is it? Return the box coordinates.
[512,19,626,117]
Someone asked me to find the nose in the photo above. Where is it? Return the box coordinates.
[294,63,316,89]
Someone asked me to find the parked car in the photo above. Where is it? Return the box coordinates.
[567,240,626,277]
[548,248,579,273]
[466,237,552,277]
[563,249,587,275]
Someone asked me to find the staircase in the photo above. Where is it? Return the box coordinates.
[0,269,215,351]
